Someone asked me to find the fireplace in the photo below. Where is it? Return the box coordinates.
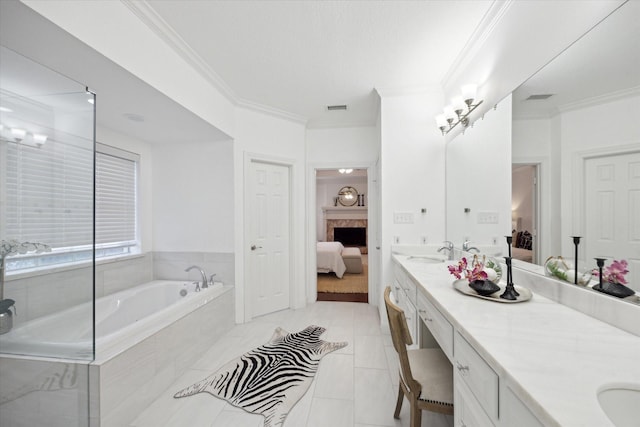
[334,227,366,248]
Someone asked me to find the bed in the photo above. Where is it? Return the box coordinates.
[317,241,346,278]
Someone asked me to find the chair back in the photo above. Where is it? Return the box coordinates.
[384,286,421,396]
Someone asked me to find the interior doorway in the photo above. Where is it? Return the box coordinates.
[511,164,539,264]
[315,168,369,303]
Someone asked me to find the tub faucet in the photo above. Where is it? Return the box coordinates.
[438,241,454,260]
[185,265,208,289]
[462,240,480,253]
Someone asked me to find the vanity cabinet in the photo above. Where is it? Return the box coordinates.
[454,332,499,422]
[454,376,495,427]
[417,291,453,359]
[392,265,418,347]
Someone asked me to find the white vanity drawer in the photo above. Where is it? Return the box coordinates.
[455,376,495,427]
[417,291,453,359]
[454,332,499,421]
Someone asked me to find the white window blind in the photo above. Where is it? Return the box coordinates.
[5,138,93,249]
[95,144,137,248]
[3,138,139,271]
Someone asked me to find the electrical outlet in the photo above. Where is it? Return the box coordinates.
[421,236,427,244]
[394,236,400,244]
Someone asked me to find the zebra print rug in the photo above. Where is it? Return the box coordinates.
[174,325,347,427]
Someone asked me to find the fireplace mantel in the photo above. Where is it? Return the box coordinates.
[322,206,367,220]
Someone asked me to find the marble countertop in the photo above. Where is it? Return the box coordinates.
[392,253,640,427]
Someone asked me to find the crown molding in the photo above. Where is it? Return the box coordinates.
[556,85,640,114]
[236,98,308,125]
[440,0,514,90]
[120,0,310,126]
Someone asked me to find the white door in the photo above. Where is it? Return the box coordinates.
[248,161,291,317]
[585,152,640,292]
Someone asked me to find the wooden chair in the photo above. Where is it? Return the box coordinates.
[384,286,454,427]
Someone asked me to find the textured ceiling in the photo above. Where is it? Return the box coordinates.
[145,0,494,128]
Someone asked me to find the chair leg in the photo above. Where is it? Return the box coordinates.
[394,383,403,419]
[410,400,422,427]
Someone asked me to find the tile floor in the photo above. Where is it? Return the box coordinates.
[131,301,454,427]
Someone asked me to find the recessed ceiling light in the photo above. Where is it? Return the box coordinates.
[327,105,347,111]
[123,113,145,122]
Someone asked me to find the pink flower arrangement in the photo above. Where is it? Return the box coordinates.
[448,256,488,282]
[593,259,629,285]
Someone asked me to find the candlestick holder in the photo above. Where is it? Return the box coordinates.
[504,236,519,296]
[500,256,519,300]
[571,236,581,285]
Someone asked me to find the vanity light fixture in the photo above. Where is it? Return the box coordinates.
[435,83,483,135]
[32,133,48,145]
[338,168,353,174]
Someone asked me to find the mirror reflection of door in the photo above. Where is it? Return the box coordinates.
[585,151,640,293]
[512,164,539,264]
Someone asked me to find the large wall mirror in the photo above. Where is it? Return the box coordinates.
[447,1,640,297]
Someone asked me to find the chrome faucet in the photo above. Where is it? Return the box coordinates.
[185,265,208,289]
[462,240,480,253]
[438,241,454,260]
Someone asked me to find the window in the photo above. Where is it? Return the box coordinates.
[2,139,139,272]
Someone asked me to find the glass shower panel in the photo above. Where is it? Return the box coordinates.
[0,46,95,360]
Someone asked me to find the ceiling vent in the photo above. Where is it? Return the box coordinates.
[327,105,348,111]
[525,94,554,101]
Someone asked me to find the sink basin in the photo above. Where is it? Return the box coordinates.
[597,383,640,427]
[405,255,445,264]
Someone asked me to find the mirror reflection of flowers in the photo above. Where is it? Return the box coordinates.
[593,259,628,285]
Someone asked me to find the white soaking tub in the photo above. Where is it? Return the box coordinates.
[0,279,235,427]
[0,280,226,361]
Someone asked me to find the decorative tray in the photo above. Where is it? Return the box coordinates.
[453,279,532,303]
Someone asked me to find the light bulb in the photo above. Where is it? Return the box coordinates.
[452,96,466,114]
[435,114,447,128]
[11,128,26,140]
[443,106,456,122]
[461,84,478,104]
[33,133,48,144]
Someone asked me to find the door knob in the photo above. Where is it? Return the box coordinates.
[251,245,262,251]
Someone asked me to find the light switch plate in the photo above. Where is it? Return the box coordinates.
[393,212,414,224]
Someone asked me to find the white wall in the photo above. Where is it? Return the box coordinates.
[306,126,379,163]
[512,117,558,262]
[379,89,446,319]
[151,139,234,253]
[234,107,307,322]
[446,95,512,248]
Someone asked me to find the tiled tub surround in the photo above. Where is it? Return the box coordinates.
[0,283,234,427]
[392,253,640,426]
[2,251,234,327]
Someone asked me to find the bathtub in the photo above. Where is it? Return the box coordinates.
[0,280,227,361]
[0,279,234,426]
